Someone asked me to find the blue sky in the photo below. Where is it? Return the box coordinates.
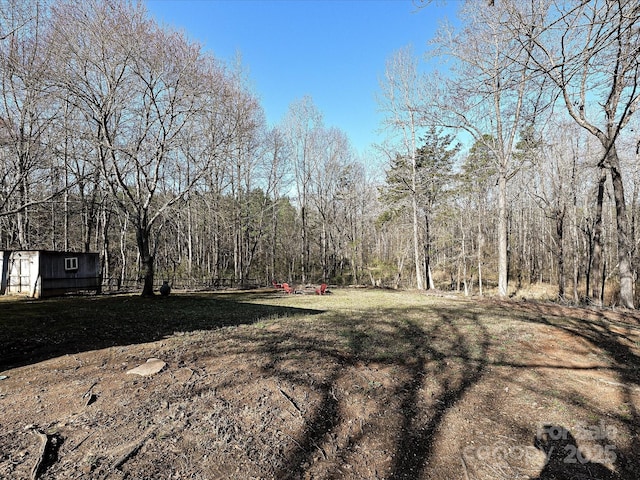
[145,0,459,157]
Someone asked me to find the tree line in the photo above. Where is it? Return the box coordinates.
[1,0,639,307]
[378,0,640,308]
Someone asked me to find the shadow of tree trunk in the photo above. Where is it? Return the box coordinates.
[388,315,489,479]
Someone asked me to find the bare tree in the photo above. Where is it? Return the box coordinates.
[309,127,353,282]
[336,159,375,285]
[51,0,217,296]
[524,123,573,300]
[380,127,458,289]
[283,96,323,284]
[262,125,290,282]
[429,1,541,297]
[0,0,61,246]
[505,0,640,307]
[377,46,426,290]
[225,65,266,287]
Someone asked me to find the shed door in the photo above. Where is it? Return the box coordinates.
[8,257,31,293]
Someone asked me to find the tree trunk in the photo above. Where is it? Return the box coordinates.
[461,222,469,296]
[477,220,484,297]
[137,227,155,296]
[301,205,308,284]
[187,202,193,282]
[571,150,579,303]
[17,176,29,248]
[412,195,424,289]
[572,207,580,303]
[212,197,221,281]
[119,214,128,289]
[98,202,110,295]
[555,207,566,300]
[608,145,634,308]
[321,219,328,282]
[271,199,278,282]
[424,211,435,289]
[590,168,606,306]
[64,173,69,251]
[497,172,508,297]
[395,252,405,289]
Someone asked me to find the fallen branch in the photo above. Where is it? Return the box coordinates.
[311,439,328,460]
[67,432,94,453]
[575,376,640,392]
[30,429,49,480]
[596,377,640,391]
[82,382,98,398]
[77,382,99,407]
[278,387,303,416]
[112,425,158,470]
[460,453,470,480]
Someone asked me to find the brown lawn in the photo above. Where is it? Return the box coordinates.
[0,289,638,479]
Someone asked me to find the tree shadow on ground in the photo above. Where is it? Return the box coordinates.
[226,297,640,479]
[387,309,490,480]
[228,302,491,480]
[0,292,323,371]
[508,301,640,479]
[4,291,639,479]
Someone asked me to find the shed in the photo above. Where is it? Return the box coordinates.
[0,250,100,298]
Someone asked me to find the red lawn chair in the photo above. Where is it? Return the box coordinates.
[282,283,294,294]
[315,283,327,295]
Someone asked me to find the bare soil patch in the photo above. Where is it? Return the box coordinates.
[1,289,639,479]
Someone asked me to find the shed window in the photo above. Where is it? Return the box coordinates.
[65,257,78,271]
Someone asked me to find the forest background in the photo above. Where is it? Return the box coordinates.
[1,0,639,306]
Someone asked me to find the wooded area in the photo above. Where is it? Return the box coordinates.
[0,0,639,306]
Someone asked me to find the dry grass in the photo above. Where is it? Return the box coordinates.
[1,288,639,479]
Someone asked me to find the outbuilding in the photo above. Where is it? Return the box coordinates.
[0,250,100,298]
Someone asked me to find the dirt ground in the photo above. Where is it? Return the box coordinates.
[0,289,639,479]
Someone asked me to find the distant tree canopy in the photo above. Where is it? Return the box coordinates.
[0,0,639,307]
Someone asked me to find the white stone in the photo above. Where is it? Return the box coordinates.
[126,358,166,376]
